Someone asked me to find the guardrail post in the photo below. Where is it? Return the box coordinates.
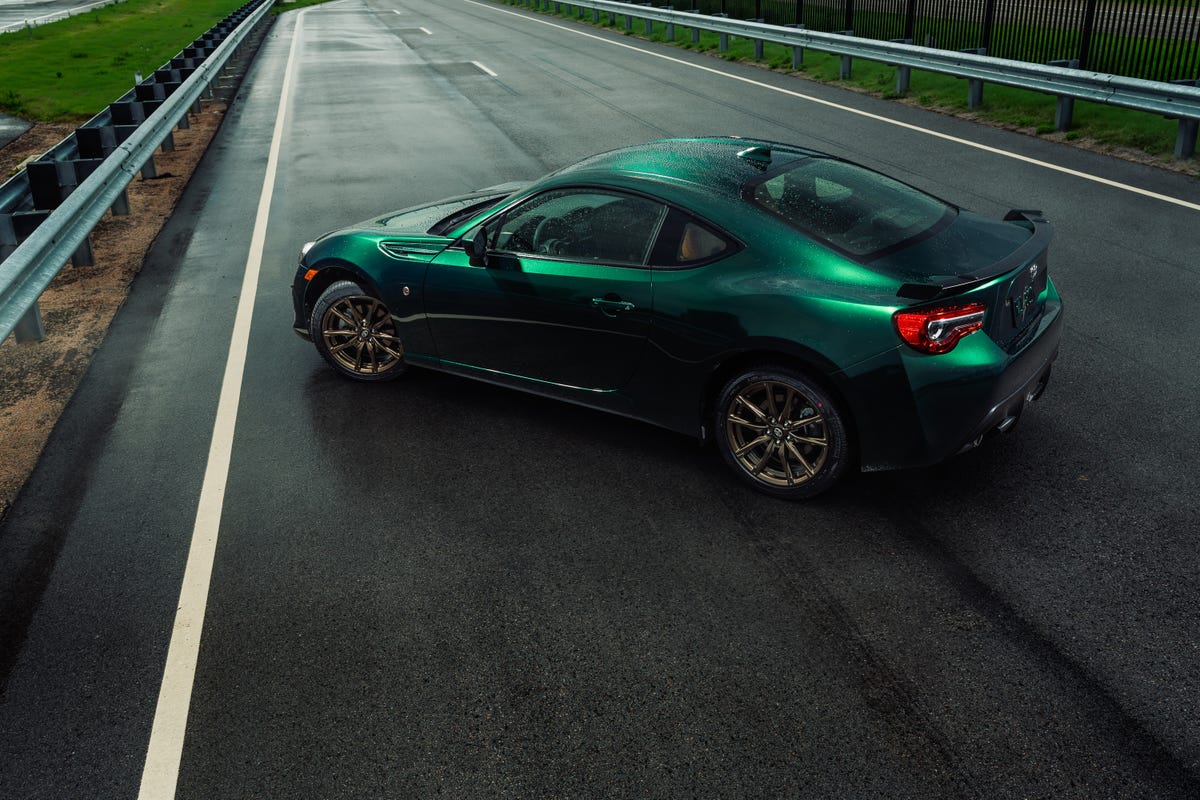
[1168,80,1200,159]
[74,126,137,213]
[960,48,986,107]
[3,212,47,341]
[625,10,632,31]
[0,216,44,342]
[136,82,175,154]
[1176,118,1198,160]
[1049,59,1079,130]
[638,4,653,36]
[107,98,168,169]
[13,304,44,343]
[835,31,853,78]
[24,161,98,267]
[713,13,728,51]
[751,20,764,60]
[785,24,804,68]
[664,7,674,41]
[890,38,913,95]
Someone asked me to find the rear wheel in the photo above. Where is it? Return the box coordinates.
[715,367,849,499]
[309,281,405,382]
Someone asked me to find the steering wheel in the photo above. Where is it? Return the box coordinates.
[533,217,571,255]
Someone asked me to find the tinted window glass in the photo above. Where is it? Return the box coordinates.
[495,190,666,265]
[677,222,728,263]
[750,159,953,258]
[428,196,507,235]
[381,197,486,232]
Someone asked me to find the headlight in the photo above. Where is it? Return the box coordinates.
[299,241,316,264]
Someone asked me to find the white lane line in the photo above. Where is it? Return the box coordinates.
[464,0,1200,214]
[392,8,401,13]
[420,25,432,34]
[136,10,306,800]
[472,60,498,77]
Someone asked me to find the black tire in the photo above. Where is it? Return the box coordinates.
[309,281,406,382]
[714,366,850,499]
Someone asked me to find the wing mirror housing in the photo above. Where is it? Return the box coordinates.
[465,226,490,268]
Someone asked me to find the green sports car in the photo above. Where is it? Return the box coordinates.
[292,137,1062,499]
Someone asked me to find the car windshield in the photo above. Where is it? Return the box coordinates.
[747,158,954,259]
[378,195,508,235]
[428,196,508,236]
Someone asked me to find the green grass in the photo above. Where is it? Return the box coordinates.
[0,0,249,121]
[507,1,1195,169]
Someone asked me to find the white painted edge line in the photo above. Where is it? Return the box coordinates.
[420,25,433,34]
[464,0,1200,214]
[0,0,118,32]
[472,60,498,77]
[392,8,401,13]
[135,9,306,800]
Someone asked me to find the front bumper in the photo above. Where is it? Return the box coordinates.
[291,268,311,340]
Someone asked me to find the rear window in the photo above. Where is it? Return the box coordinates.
[748,158,953,259]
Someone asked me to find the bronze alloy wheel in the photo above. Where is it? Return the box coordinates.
[310,281,405,381]
[716,367,849,498]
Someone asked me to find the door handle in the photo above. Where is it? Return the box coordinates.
[591,297,635,313]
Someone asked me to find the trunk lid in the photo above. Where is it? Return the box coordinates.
[887,210,1052,352]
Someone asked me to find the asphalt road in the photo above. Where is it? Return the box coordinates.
[2,0,1200,797]
[0,0,119,31]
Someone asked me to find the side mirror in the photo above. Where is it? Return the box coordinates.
[465,226,489,268]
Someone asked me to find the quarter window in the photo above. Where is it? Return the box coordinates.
[648,208,738,268]
[677,222,728,263]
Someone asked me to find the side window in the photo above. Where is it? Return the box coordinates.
[678,222,729,263]
[493,189,666,265]
[650,208,737,267]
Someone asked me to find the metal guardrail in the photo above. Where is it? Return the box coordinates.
[0,0,274,344]
[515,0,1200,156]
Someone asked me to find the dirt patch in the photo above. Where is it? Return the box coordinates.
[0,105,227,520]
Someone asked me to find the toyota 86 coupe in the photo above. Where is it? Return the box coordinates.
[292,137,1062,499]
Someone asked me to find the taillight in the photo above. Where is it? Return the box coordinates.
[893,302,986,354]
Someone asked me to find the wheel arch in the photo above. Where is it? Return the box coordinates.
[301,260,385,322]
[700,346,860,466]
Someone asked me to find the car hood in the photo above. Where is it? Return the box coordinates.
[363,181,529,235]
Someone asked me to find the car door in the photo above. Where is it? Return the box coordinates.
[423,188,665,391]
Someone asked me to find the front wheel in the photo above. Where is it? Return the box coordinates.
[715,367,850,499]
[309,280,406,382]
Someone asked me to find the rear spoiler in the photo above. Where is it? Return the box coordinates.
[897,209,1053,301]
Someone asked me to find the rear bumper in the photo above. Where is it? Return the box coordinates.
[918,295,1063,464]
[954,334,1057,455]
[847,285,1063,471]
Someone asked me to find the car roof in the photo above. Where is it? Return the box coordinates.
[547,137,828,199]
